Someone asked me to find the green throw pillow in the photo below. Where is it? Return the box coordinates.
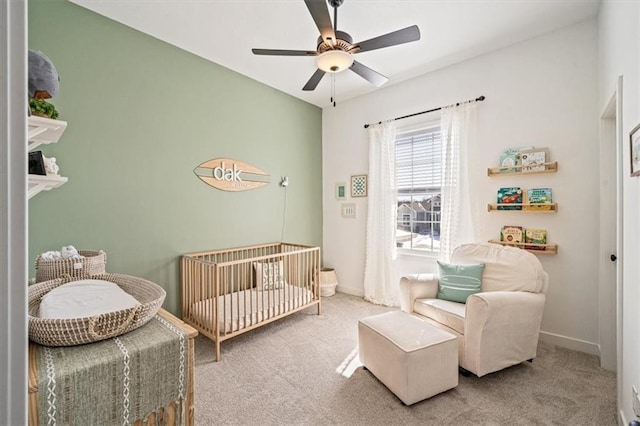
[436,261,485,303]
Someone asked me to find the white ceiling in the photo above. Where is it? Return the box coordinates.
[70,0,600,108]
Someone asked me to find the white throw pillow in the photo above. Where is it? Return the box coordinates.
[39,279,141,319]
[253,261,285,291]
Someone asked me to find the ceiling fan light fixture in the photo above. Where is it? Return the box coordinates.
[316,50,353,73]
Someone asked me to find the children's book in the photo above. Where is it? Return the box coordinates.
[499,146,534,173]
[501,226,524,244]
[525,228,547,250]
[520,148,549,172]
[524,188,552,211]
[497,187,523,210]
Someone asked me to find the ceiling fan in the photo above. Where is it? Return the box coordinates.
[251,0,421,93]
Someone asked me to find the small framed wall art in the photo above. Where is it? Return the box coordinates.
[335,182,346,200]
[351,174,368,197]
[630,123,640,177]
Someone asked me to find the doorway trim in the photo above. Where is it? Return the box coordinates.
[600,75,624,422]
[0,0,28,424]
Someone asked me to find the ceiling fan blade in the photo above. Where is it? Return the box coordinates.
[304,0,336,45]
[252,48,317,56]
[352,25,421,53]
[302,69,326,91]
[350,61,388,87]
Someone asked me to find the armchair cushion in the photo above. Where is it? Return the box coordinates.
[436,261,484,303]
[451,243,548,293]
[414,299,465,335]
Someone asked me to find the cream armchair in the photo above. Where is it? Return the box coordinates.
[399,243,549,377]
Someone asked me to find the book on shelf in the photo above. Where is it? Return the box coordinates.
[520,148,550,172]
[500,226,524,244]
[524,188,552,211]
[497,187,523,210]
[28,150,46,176]
[498,146,534,173]
[525,228,548,250]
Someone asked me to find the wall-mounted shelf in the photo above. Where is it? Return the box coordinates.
[489,240,558,255]
[487,161,558,176]
[487,203,558,212]
[28,174,68,199]
[488,155,558,255]
[28,116,68,151]
[28,116,69,199]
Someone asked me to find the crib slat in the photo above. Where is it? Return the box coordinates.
[196,262,202,329]
[213,264,219,360]
[248,262,253,326]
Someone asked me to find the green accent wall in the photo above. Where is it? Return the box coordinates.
[28,0,323,315]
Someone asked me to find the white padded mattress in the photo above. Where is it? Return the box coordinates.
[189,283,314,333]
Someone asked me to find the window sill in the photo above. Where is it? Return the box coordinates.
[397,249,439,259]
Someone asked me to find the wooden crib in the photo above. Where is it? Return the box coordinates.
[181,242,321,361]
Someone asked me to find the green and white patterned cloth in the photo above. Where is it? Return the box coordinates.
[36,315,187,426]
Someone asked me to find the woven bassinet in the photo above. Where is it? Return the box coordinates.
[35,250,107,283]
[28,273,166,347]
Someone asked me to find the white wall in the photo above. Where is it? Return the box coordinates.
[598,1,640,423]
[323,20,600,353]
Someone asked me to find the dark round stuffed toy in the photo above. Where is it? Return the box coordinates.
[28,50,60,99]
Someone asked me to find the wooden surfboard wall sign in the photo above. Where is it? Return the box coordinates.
[194,158,270,192]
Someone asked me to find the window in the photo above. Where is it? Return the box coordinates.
[401,213,411,227]
[395,124,442,253]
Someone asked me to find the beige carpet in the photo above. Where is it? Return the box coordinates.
[193,293,616,425]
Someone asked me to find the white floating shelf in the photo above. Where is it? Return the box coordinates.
[27,116,68,151]
[28,174,68,199]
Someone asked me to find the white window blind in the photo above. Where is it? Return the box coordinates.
[396,127,442,195]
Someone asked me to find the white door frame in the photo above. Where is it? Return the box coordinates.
[600,76,624,421]
[0,0,28,424]
[613,76,624,425]
[599,78,623,372]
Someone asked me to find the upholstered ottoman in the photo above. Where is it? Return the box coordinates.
[358,310,458,405]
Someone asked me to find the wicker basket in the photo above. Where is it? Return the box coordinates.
[320,267,338,297]
[35,250,107,283]
[28,273,166,346]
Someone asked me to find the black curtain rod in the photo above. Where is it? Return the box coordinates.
[363,95,486,129]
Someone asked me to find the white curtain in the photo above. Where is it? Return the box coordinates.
[363,121,398,306]
[439,102,479,262]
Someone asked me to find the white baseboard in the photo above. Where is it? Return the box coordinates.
[619,409,627,426]
[331,294,601,357]
[539,331,600,356]
[336,285,364,297]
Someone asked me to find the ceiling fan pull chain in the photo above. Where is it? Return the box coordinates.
[330,73,333,105]
[331,74,336,107]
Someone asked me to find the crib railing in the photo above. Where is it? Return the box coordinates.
[181,242,321,361]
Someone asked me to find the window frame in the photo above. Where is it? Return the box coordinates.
[395,120,442,257]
